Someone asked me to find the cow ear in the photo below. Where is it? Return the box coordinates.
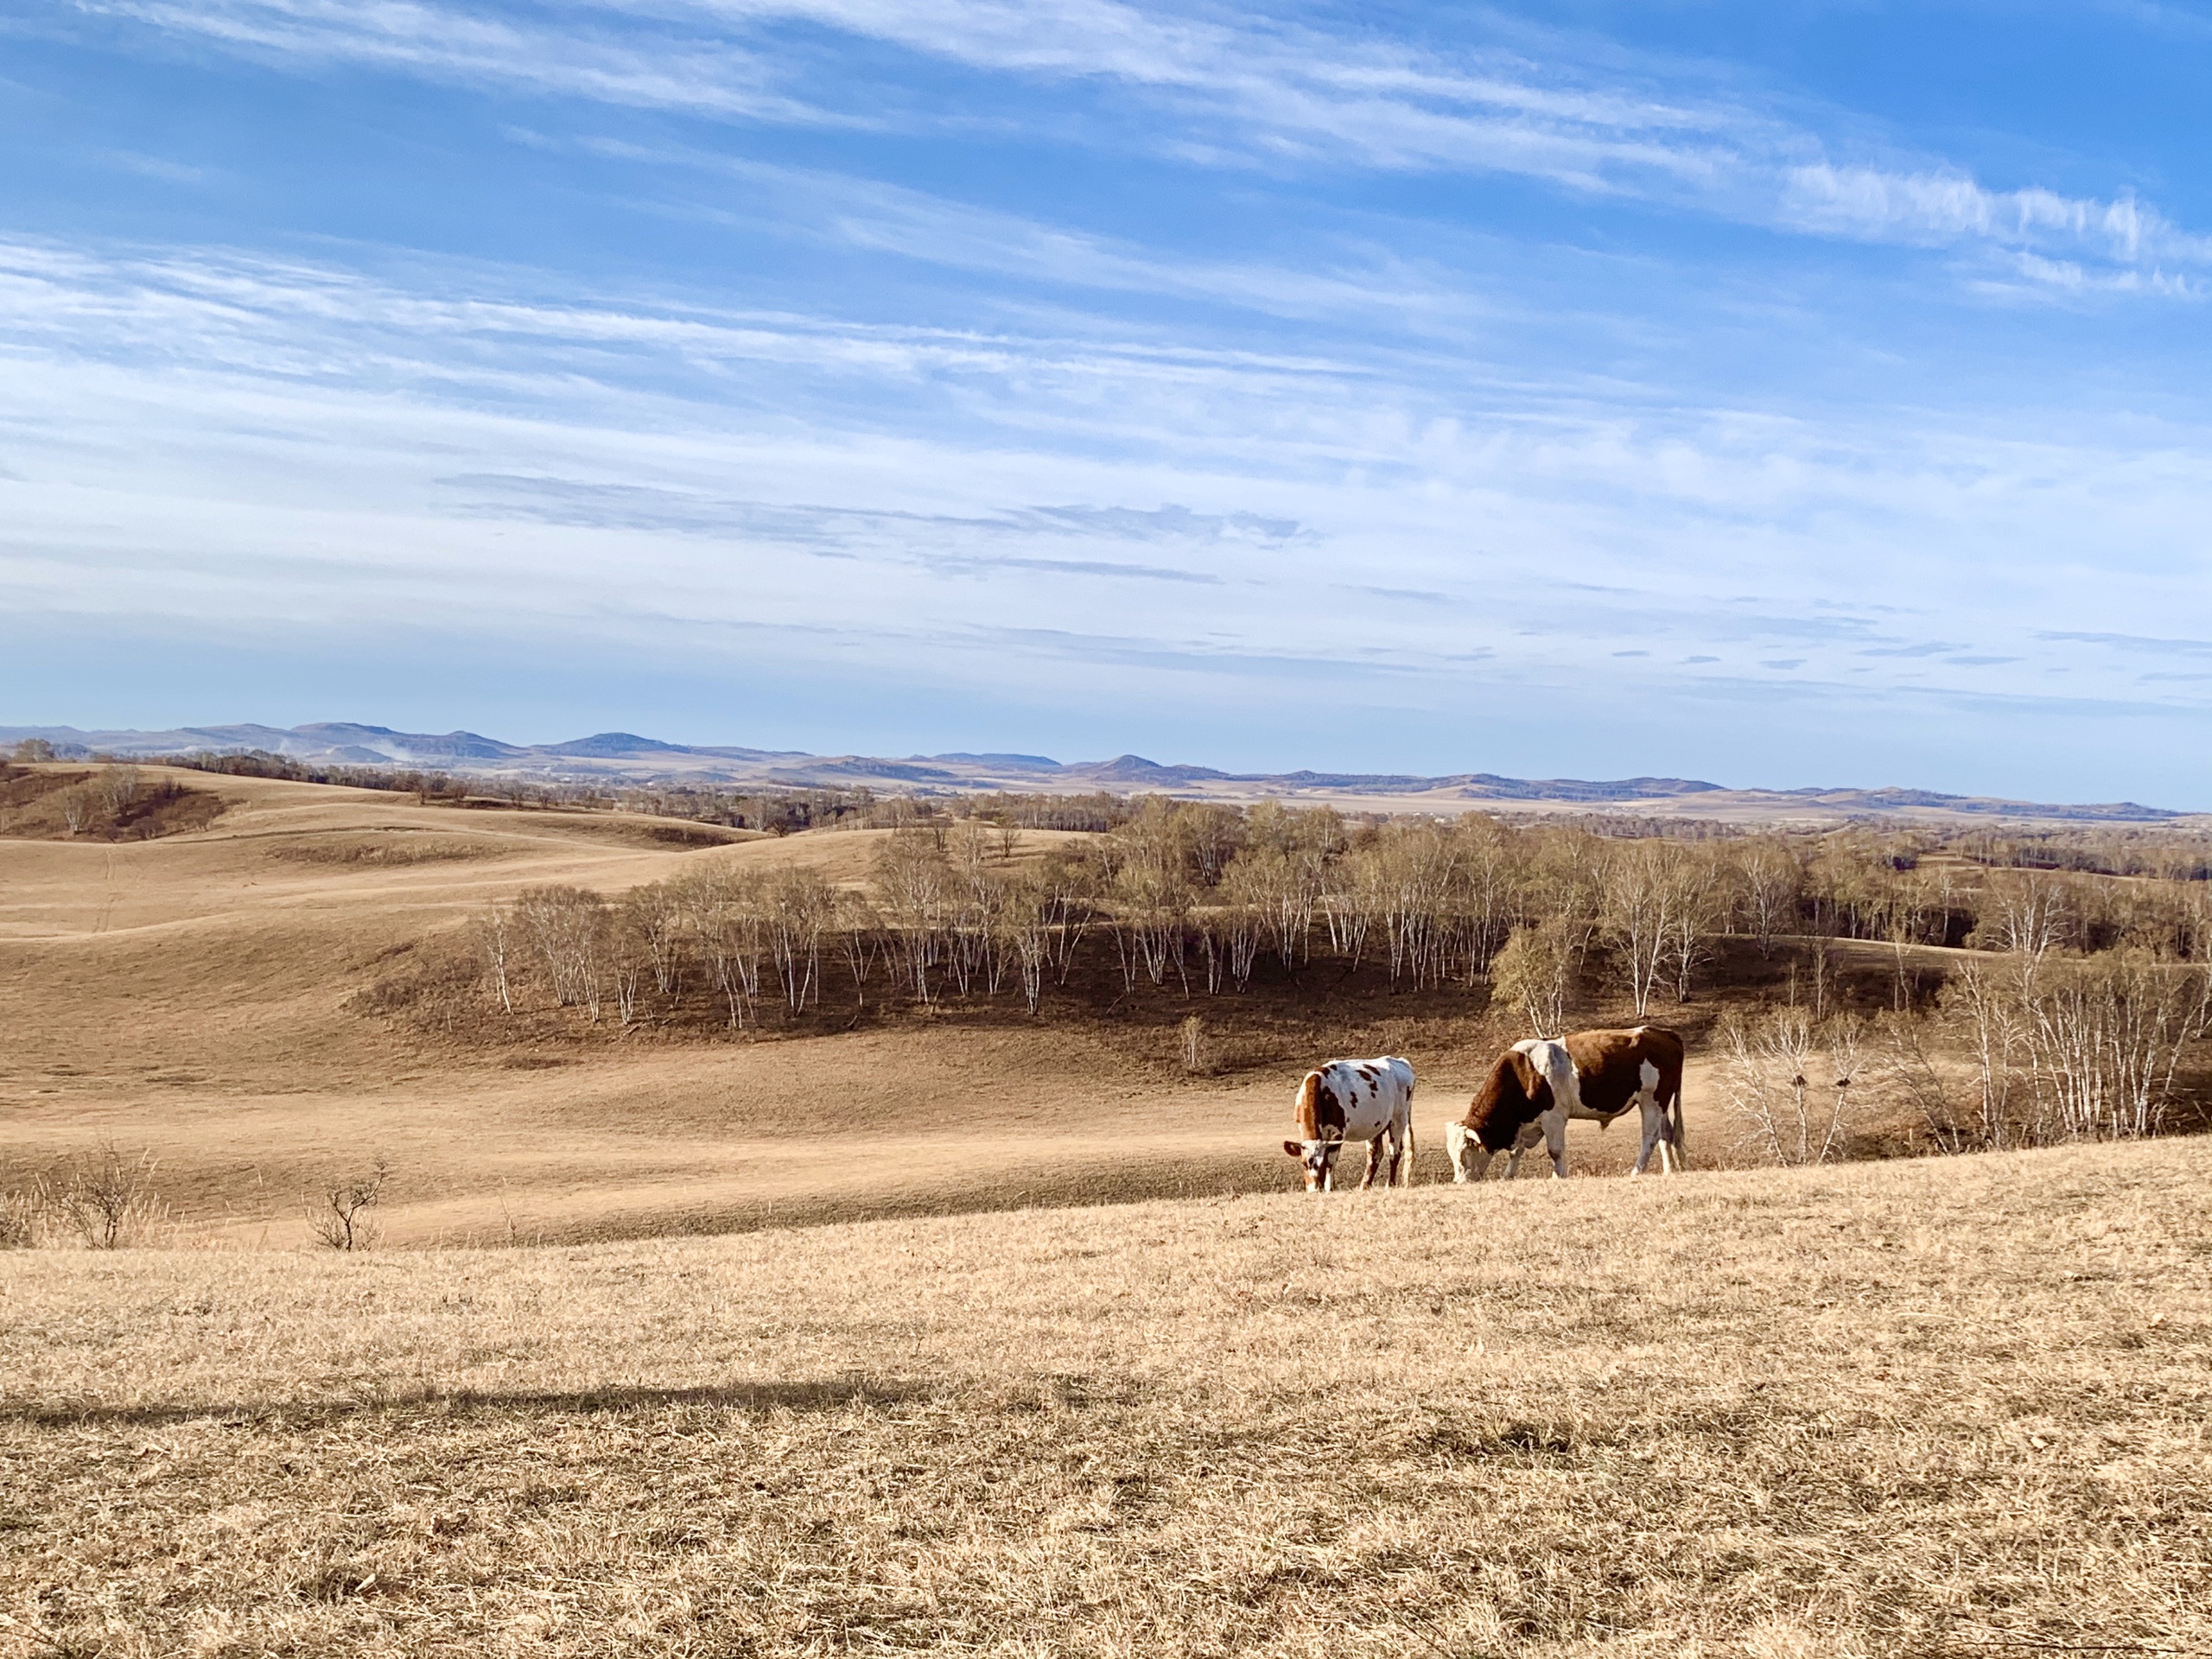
[1281,1140,1304,1158]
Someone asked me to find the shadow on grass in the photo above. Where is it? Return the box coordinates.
[518,1154,1294,1249]
[3,1375,937,1428]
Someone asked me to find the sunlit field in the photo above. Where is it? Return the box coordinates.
[5,1139,2208,1657]
[6,766,2211,1656]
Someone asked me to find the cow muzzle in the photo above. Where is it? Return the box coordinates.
[1290,1141,1339,1191]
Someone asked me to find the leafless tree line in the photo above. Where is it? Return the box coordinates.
[1925,873,2212,1147]
[459,804,2212,1153]
[470,804,2212,1022]
[1713,868,2212,1160]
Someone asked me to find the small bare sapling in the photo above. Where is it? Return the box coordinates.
[309,1158,391,1251]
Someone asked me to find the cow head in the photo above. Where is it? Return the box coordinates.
[1281,1136,1344,1191]
[1284,1071,1350,1192]
[1452,1048,1551,1179]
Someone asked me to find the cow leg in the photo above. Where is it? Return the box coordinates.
[1632,1099,1663,1176]
[1637,1089,1687,1175]
[1360,1137,1382,1191]
[1504,1121,1543,1180]
[1395,1117,1415,1187]
[1543,1109,1569,1179]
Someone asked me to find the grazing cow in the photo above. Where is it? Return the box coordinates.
[1281,1056,1416,1191]
[1443,1027,1685,1182]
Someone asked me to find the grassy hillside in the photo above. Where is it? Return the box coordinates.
[1,767,1785,1246]
[4,1139,2207,1656]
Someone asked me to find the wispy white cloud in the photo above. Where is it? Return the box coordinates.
[1988,252,2198,299]
[79,0,832,122]
[6,230,2212,700]
[1785,165,2152,252]
[73,0,1749,187]
[580,142,1477,327]
[2041,630,2212,657]
[1782,163,2211,288]
[10,220,2212,791]
[50,0,2211,296]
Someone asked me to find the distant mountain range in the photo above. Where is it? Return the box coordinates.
[1,720,2194,824]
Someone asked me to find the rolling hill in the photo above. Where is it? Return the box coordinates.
[0,766,1592,1247]
[2,721,2193,823]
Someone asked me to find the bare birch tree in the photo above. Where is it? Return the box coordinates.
[515,886,611,1020]
[475,903,517,1014]
[766,868,836,1012]
[836,890,883,1007]
[1720,1009,1853,1167]
[1942,955,2030,1148]
[1732,836,1803,957]
[1600,841,1684,1018]
[873,830,950,1004]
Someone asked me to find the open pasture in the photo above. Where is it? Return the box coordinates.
[7,765,2207,1656]
[0,768,1758,1245]
[4,1138,2208,1657]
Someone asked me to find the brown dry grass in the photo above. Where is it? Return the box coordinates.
[0,769,1807,1247]
[0,765,226,842]
[6,776,2207,1653]
[4,1138,2209,1657]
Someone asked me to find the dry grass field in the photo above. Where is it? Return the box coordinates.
[6,767,2210,1656]
[4,1138,2209,1657]
[0,766,1769,1247]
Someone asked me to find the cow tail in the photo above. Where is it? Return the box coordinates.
[1399,1065,1416,1185]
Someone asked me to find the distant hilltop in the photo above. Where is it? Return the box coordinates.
[0,720,2193,826]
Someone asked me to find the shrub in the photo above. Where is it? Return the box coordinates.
[43,1144,169,1249]
[308,1159,391,1251]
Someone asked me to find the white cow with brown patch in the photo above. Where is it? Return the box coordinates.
[1443,1027,1685,1181]
[1281,1056,1416,1191]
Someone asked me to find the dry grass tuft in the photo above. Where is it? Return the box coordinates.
[3,1139,2208,1656]
[261,836,513,868]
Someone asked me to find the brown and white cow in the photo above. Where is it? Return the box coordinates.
[1443,1027,1685,1181]
[1281,1056,1416,1191]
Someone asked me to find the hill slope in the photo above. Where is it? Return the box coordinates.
[2,766,1764,1247]
[4,1140,2206,1656]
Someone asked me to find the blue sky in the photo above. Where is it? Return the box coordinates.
[5,2,2212,802]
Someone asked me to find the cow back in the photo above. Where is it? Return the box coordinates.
[1560,1026,1685,1120]
[1297,1056,1413,1142]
